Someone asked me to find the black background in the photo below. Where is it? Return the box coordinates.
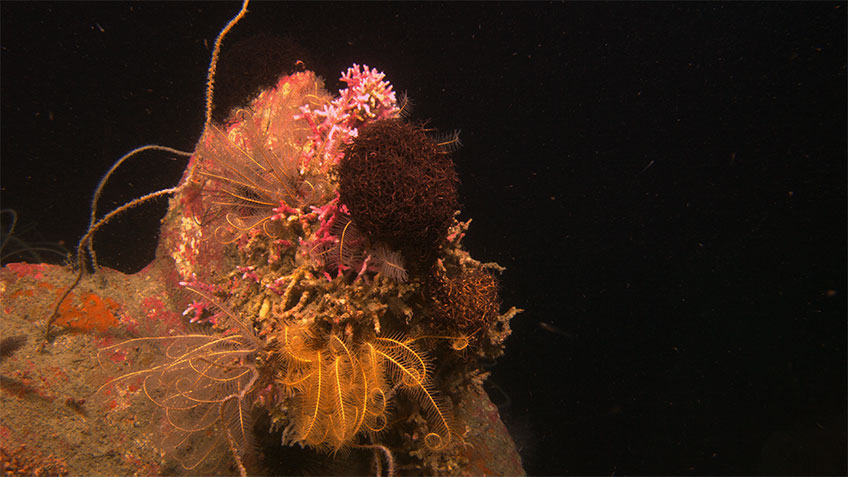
[2,2,845,475]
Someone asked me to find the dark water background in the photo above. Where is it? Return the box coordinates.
[2,2,845,475]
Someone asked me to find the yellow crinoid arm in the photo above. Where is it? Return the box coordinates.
[372,340,453,451]
[374,336,429,383]
[300,350,323,443]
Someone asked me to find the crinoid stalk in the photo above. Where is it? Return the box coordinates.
[43,0,250,343]
[0,209,70,265]
[43,1,522,474]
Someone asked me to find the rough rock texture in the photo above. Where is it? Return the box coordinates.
[0,261,523,475]
[0,261,181,475]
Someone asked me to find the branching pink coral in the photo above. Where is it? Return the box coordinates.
[301,196,367,277]
[337,64,399,123]
[298,193,407,283]
[294,64,400,171]
[179,275,221,324]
